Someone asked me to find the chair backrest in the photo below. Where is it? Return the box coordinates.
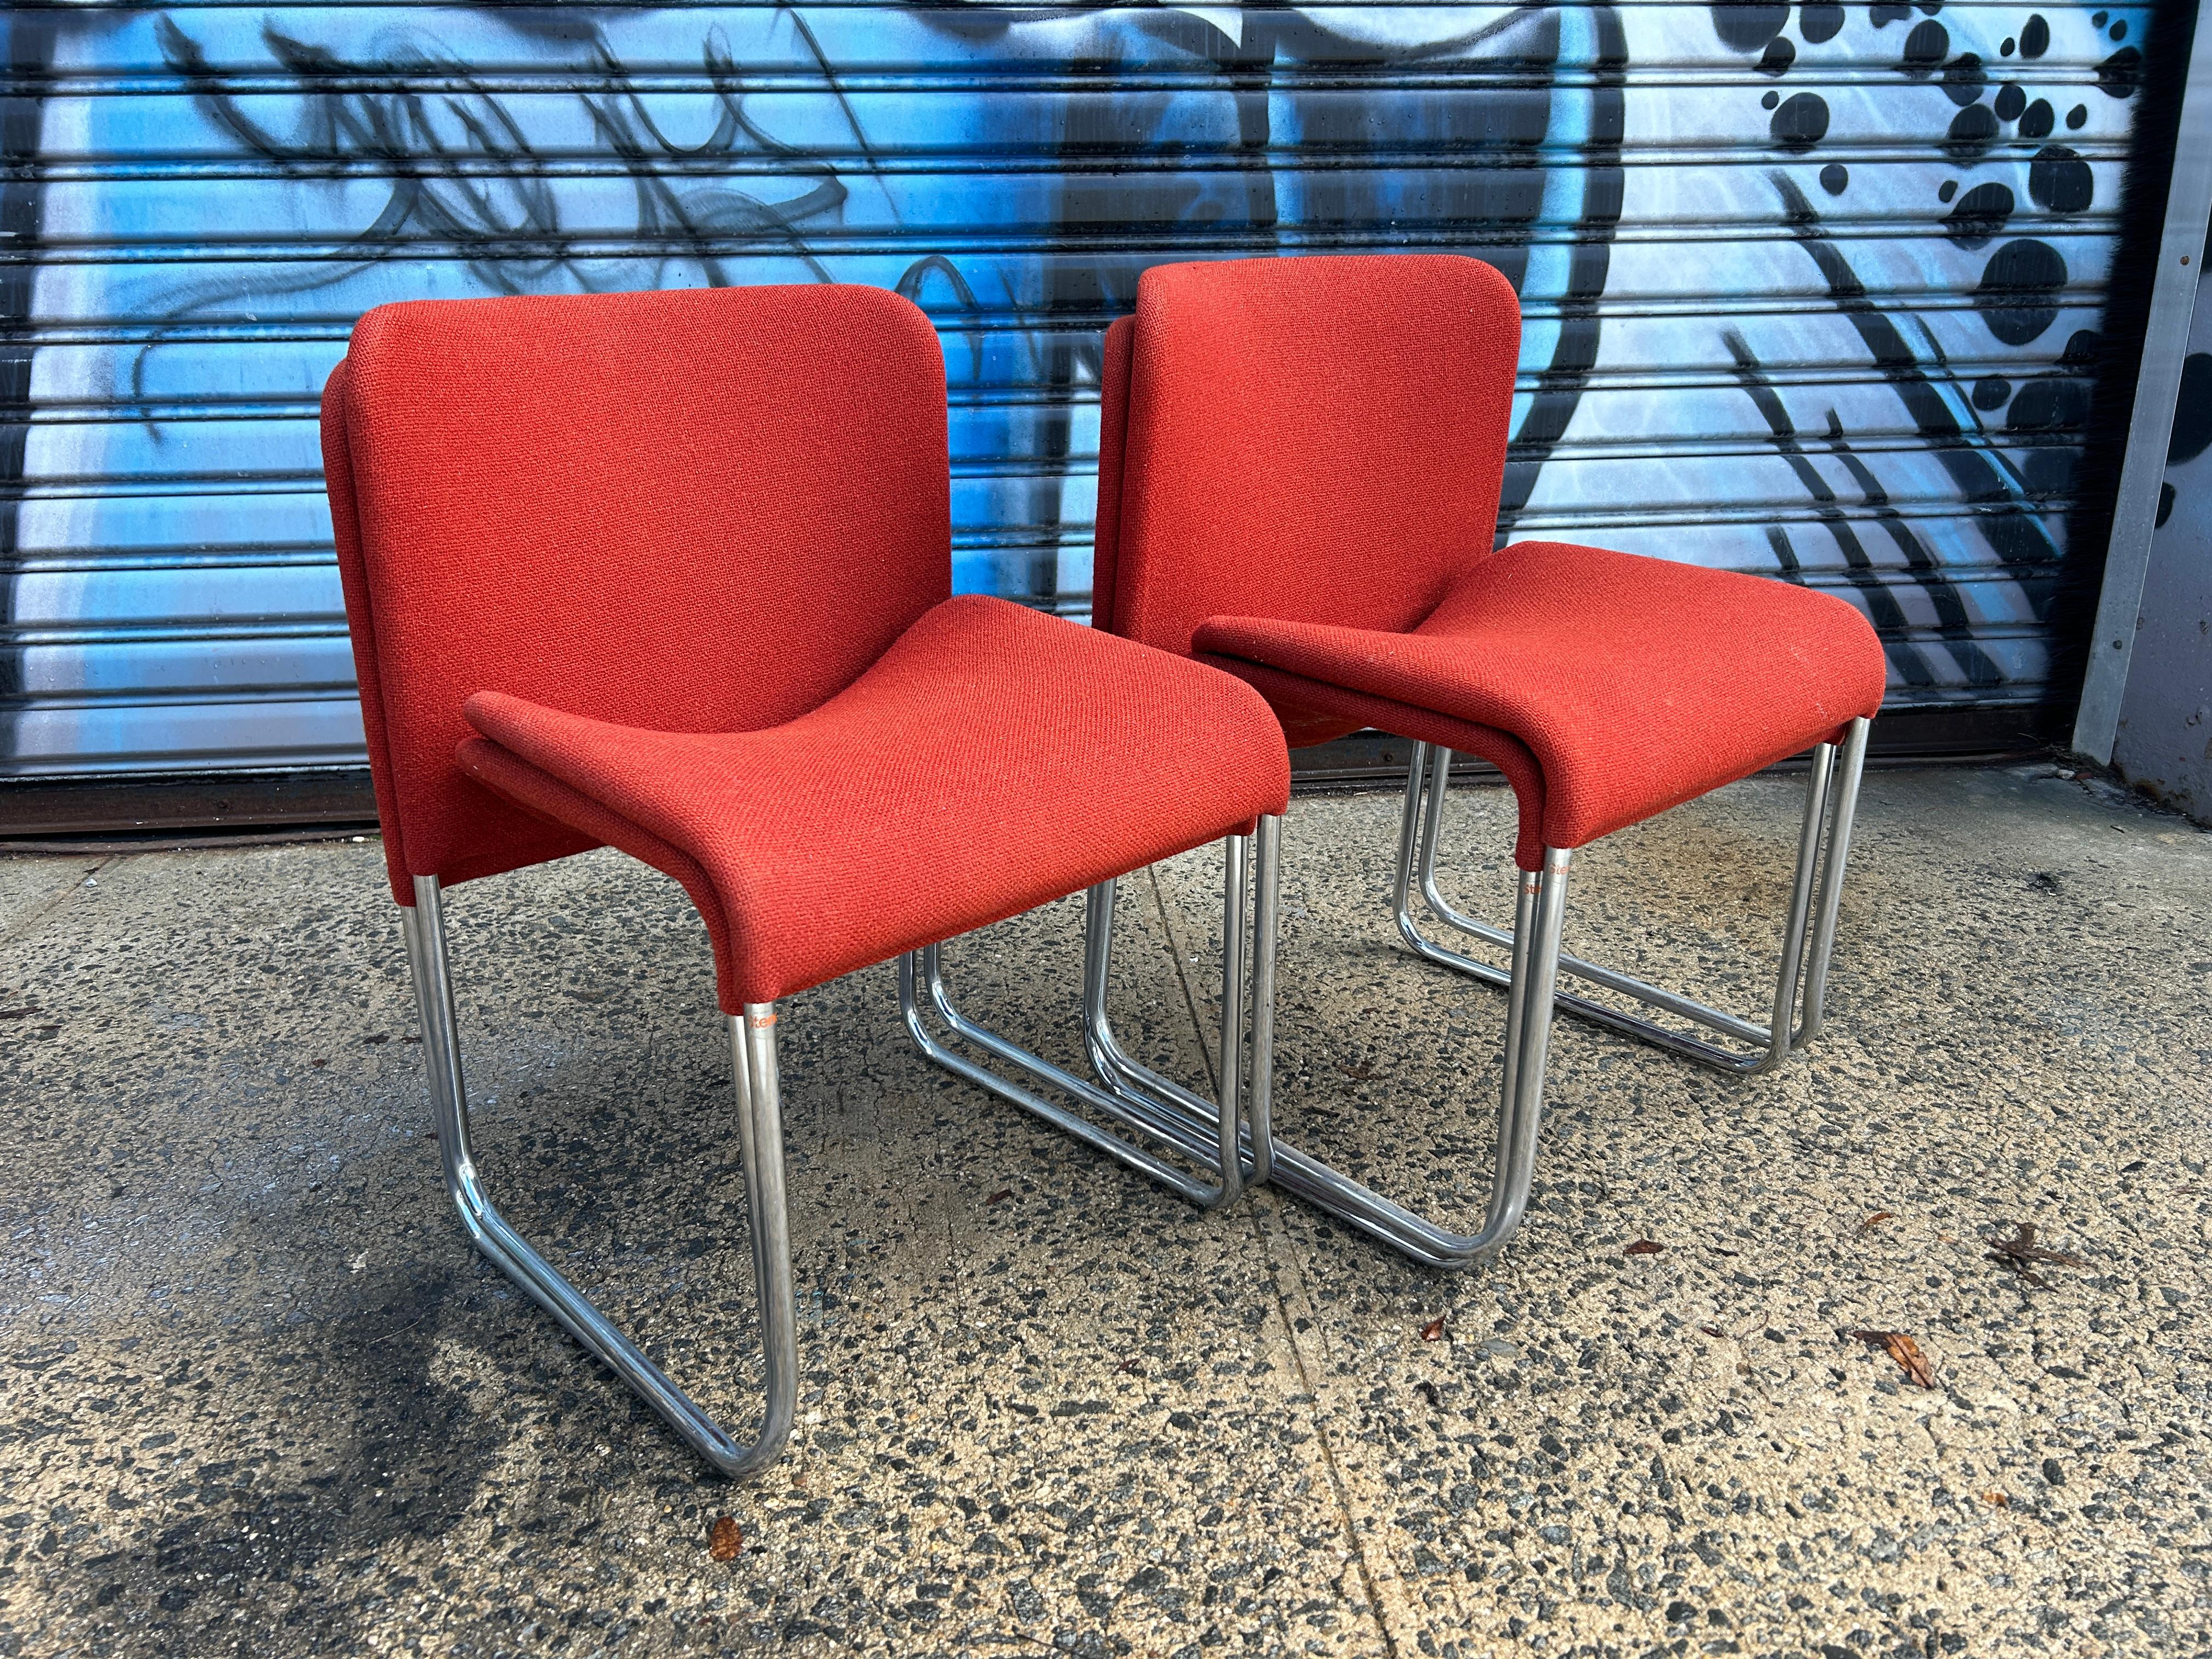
[324,284,951,904]
[1093,255,1521,654]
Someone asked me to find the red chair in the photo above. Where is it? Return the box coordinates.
[1090,255,1884,1267]
[322,284,1288,1475]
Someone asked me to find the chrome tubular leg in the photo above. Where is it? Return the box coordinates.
[900,946,1229,1207]
[1074,821,1281,1190]
[1392,743,1451,961]
[733,1005,800,1463]
[1248,815,1281,1187]
[1084,822,1577,1271]
[1797,715,1871,1045]
[1394,743,1506,985]
[1420,741,1453,895]
[899,825,1282,1209]
[1080,878,1130,1090]
[1766,739,1836,1062]
[1399,733,1857,1074]
[1497,867,1540,1115]
[1083,885,1244,1144]
[1254,848,1577,1269]
[1391,740,1425,929]
[1477,849,1574,1246]
[1217,833,1251,1192]
[405,876,795,1480]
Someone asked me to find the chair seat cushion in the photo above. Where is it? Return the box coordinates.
[1193,542,1884,863]
[456,594,1290,1008]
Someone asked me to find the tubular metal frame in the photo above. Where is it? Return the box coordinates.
[1396,717,1872,1074]
[1078,838,1580,1270]
[901,819,1282,1208]
[403,874,797,1479]
[1070,716,1873,1269]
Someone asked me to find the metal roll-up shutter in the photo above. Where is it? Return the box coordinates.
[0,2,2168,819]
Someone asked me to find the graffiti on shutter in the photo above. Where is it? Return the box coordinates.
[0,3,2155,780]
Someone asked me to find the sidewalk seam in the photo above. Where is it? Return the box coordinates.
[1144,864,1218,1097]
[1150,858,1404,1659]
[0,854,111,951]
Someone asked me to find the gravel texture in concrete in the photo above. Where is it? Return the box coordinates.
[2,766,2207,1659]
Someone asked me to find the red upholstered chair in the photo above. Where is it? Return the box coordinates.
[323,284,1289,1476]
[1090,255,1884,1268]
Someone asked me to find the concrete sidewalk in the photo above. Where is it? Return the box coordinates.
[2,766,2207,1659]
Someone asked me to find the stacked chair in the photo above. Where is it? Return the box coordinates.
[324,256,1883,1477]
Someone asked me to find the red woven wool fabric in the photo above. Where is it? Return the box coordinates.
[1092,314,1136,637]
[1102,254,1887,864]
[1194,654,1553,869]
[322,359,445,895]
[1196,541,1887,862]
[1099,305,1368,749]
[322,284,951,905]
[1109,255,1521,669]
[458,595,1290,1008]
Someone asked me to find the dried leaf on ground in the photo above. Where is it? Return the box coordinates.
[1988,1222,2088,1289]
[1983,1491,2008,1507]
[1419,1317,1446,1342]
[707,1516,743,1561]
[1624,1240,1664,1256]
[1859,1211,1896,1231]
[1845,1329,1937,1389]
[1336,1059,1375,1081]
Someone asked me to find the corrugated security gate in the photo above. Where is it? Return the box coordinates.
[0,1,2169,802]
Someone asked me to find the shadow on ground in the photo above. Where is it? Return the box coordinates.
[2,766,2207,1658]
